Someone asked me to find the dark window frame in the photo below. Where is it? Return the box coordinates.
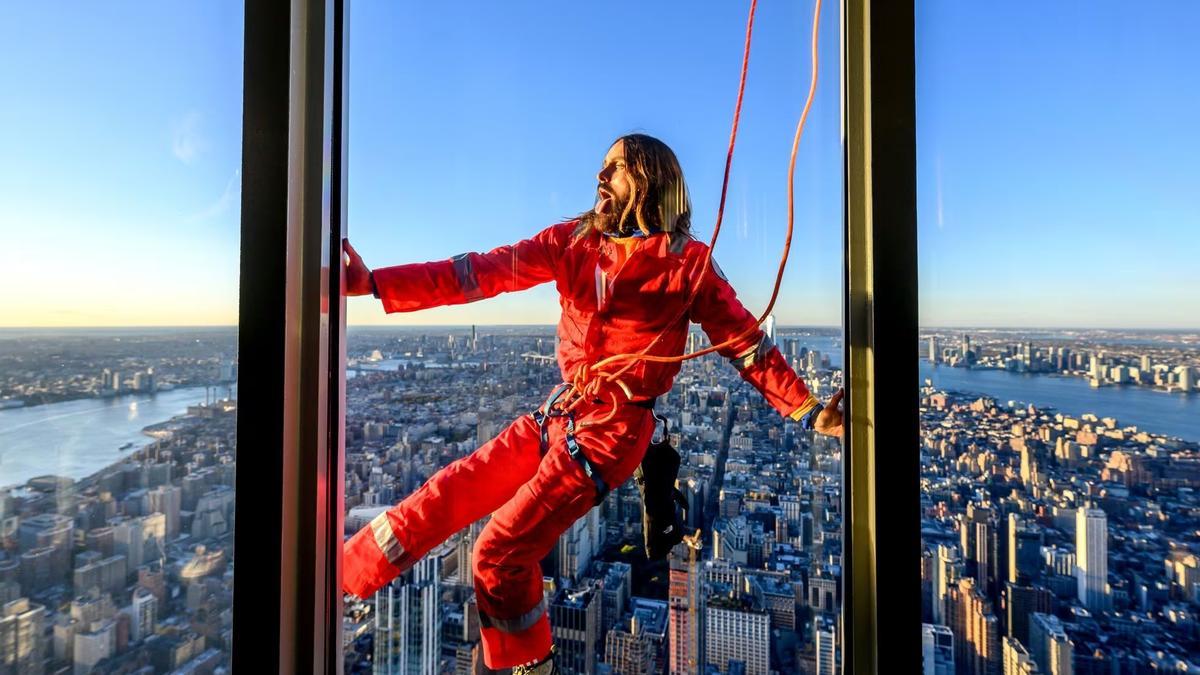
[233,0,347,671]
[842,0,921,673]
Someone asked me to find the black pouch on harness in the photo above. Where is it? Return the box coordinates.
[633,415,688,561]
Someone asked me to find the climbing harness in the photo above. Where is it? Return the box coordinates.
[530,383,611,506]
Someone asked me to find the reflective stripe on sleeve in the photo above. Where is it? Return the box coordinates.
[729,332,775,371]
[369,512,409,569]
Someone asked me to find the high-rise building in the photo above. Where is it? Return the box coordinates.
[590,561,632,635]
[129,587,157,642]
[1004,581,1052,645]
[555,508,602,583]
[961,334,973,366]
[453,519,485,586]
[705,598,769,675]
[1007,515,1043,585]
[929,336,939,363]
[73,618,116,675]
[1176,365,1193,392]
[374,551,442,675]
[1002,636,1038,675]
[604,614,653,675]
[73,553,127,597]
[933,544,962,625]
[551,584,601,675]
[668,566,702,675]
[0,597,47,675]
[961,503,999,599]
[947,578,1000,675]
[922,623,955,675]
[1028,613,1072,675]
[1075,507,1108,612]
[146,485,182,539]
[814,618,839,675]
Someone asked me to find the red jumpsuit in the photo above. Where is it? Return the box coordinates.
[342,220,819,669]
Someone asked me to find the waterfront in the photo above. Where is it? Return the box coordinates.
[0,385,231,487]
[920,362,1200,441]
[3,342,1193,489]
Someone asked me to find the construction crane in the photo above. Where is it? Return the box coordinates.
[683,529,703,673]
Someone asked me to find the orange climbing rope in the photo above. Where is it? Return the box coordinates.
[566,0,825,426]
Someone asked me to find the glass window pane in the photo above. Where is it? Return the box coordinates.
[343,3,843,674]
[918,3,1200,673]
[0,5,243,673]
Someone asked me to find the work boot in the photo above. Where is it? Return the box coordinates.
[511,646,558,675]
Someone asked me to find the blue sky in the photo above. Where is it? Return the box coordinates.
[0,2,1195,328]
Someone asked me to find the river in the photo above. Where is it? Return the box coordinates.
[919,362,1199,441]
[3,340,1193,488]
[0,386,232,487]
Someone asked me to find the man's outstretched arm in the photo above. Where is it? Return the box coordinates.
[688,256,842,436]
[342,221,574,312]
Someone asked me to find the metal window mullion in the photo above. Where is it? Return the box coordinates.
[233,0,292,671]
[286,0,343,671]
[233,0,344,672]
[324,0,349,673]
[842,0,919,673]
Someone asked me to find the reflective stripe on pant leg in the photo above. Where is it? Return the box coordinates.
[478,596,547,633]
[479,613,553,670]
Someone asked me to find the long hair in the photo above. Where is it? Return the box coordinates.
[576,133,692,238]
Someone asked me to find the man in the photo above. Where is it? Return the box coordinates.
[341,134,843,674]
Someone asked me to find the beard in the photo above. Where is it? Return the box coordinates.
[590,188,635,235]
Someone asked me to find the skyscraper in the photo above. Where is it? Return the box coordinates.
[453,519,485,586]
[947,578,1000,675]
[705,598,769,675]
[1177,365,1193,392]
[814,619,839,675]
[1028,613,1073,675]
[922,623,955,675]
[961,503,999,599]
[932,544,962,625]
[374,551,442,675]
[555,508,602,582]
[1075,507,1108,612]
[929,336,939,363]
[604,614,653,675]
[0,598,47,675]
[1002,636,1038,675]
[1007,515,1044,585]
[1004,581,1052,646]
[130,587,157,643]
[668,565,703,675]
[551,584,601,675]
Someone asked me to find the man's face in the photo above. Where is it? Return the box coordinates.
[595,140,634,217]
